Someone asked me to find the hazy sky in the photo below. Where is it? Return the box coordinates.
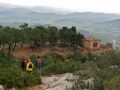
[0,0,120,13]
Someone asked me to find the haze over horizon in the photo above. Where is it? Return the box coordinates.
[0,0,120,43]
[0,0,120,14]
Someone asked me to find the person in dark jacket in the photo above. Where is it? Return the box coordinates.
[21,57,28,71]
[21,57,28,77]
[35,56,42,74]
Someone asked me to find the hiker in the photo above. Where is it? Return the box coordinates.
[21,57,28,77]
[26,59,33,73]
[35,56,42,73]
[21,57,28,71]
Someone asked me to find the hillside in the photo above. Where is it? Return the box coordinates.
[0,3,120,42]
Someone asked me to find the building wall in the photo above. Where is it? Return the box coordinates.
[84,39,101,50]
[84,40,91,49]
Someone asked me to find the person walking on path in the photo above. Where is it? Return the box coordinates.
[26,58,33,73]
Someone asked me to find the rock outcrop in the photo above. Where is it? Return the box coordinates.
[42,73,75,90]
[0,85,4,90]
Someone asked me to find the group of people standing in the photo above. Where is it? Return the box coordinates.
[21,56,42,76]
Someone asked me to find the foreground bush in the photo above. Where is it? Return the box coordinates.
[71,50,120,90]
[43,51,64,65]
[104,75,120,90]
[0,52,41,89]
[41,51,82,75]
[41,61,81,75]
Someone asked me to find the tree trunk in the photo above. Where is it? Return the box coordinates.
[13,43,16,51]
[21,42,23,48]
[8,44,12,55]
[34,41,39,50]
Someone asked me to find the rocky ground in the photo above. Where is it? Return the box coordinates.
[1,73,94,90]
[43,73,75,90]
[19,73,75,90]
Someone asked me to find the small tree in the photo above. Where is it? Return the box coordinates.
[19,23,28,30]
[47,26,59,47]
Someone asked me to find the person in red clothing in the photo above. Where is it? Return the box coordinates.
[21,58,27,71]
[21,57,29,77]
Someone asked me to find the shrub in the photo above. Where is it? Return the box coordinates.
[0,52,41,89]
[104,75,120,90]
[67,50,83,61]
[43,51,64,65]
[41,61,81,75]
[71,50,120,90]
[88,52,101,61]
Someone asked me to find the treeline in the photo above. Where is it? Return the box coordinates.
[0,23,84,54]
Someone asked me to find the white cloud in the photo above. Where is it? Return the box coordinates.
[0,0,120,13]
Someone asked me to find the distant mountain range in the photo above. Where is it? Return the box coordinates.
[0,3,120,43]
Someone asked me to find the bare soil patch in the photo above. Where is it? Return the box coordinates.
[12,46,73,59]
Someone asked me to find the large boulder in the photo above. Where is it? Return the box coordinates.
[0,85,4,90]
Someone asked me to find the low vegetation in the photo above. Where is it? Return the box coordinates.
[0,48,120,90]
[0,50,83,89]
[30,51,82,75]
[72,50,120,90]
[0,51,41,89]
[0,24,119,90]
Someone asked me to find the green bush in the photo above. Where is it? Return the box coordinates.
[67,50,83,61]
[40,51,82,75]
[41,61,81,75]
[93,79,104,90]
[104,75,120,90]
[43,51,64,65]
[0,52,41,89]
[87,52,101,61]
[71,50,120,90]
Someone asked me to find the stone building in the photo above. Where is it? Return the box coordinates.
[84,37,101,50]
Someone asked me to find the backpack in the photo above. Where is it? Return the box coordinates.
[29,63,32,68]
